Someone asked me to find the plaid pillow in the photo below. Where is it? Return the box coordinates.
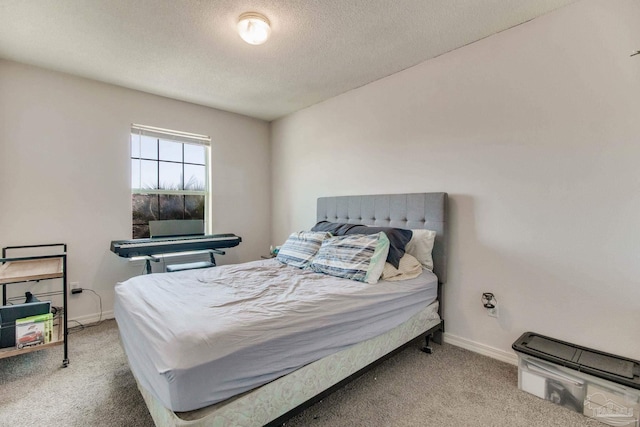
[311,221,412,269]
[276,231,331,268]
[310,232,390,284]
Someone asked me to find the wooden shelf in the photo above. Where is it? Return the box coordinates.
[0,257,63,285]
[0,322,63,360]
[1,244,68,366]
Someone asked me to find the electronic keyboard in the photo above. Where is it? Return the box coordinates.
[110,233,241,258]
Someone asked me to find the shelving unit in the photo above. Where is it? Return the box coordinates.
[0,243,68,367]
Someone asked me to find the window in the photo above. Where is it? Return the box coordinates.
[130,124,210,239]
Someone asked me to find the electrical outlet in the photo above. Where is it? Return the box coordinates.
[482,292,499,318]
[70,281,80,290]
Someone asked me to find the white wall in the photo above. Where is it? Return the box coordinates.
[0,60,271,323]
[271,0,640,360]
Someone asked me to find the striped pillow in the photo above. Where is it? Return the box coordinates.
[310,232,390,284]
[276,231,331,268]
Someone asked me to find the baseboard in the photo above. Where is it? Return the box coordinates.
[67,310,114,328]
[443,332,518,366]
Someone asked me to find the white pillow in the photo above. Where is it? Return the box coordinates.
[404,229,436,271]
[381,253,423,281]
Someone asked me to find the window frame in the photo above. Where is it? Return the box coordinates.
[130,124,211,238]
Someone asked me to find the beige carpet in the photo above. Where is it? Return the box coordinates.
[0,319,599,427]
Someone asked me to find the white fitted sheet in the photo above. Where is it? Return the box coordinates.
[142,301,441,427]
[115,259,438,412]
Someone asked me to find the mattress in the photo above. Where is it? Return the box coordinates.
[141,301,441,427]
[114,259,438,412]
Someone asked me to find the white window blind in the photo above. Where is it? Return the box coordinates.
[131,124,211,146]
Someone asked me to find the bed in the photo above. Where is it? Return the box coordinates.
[114,192,448,427]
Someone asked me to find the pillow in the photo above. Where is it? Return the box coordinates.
[404,229,436,271]
[309,232,390,284]
[311,221,412,269]
[276,231,331,269]
[381,253,423,281]
[311,221,358,235]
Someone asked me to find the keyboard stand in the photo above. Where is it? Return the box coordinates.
[143,255,161,274]
[166,249,224,273]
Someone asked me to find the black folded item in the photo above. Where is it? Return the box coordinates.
[311,221,412,269]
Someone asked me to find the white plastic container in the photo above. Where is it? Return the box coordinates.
[518,354,640,427]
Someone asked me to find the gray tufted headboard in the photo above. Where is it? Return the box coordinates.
[317,193,448,284]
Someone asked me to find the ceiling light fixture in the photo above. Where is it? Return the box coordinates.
[237,12,271,45]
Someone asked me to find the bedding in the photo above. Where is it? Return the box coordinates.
[311,221,412,268]
[116,192,448,427]
[309,232,389,284]
[114,258,438,412]
[275,230,330,268]
[405,229,437,271]
[381,253,424,281]
[140,301,441,427]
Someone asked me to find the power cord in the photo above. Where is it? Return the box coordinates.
[5,288,105,333]
[68,288,105,333]
[6,290,64,304]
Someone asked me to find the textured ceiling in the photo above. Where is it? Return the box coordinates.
[0,0,576,121]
